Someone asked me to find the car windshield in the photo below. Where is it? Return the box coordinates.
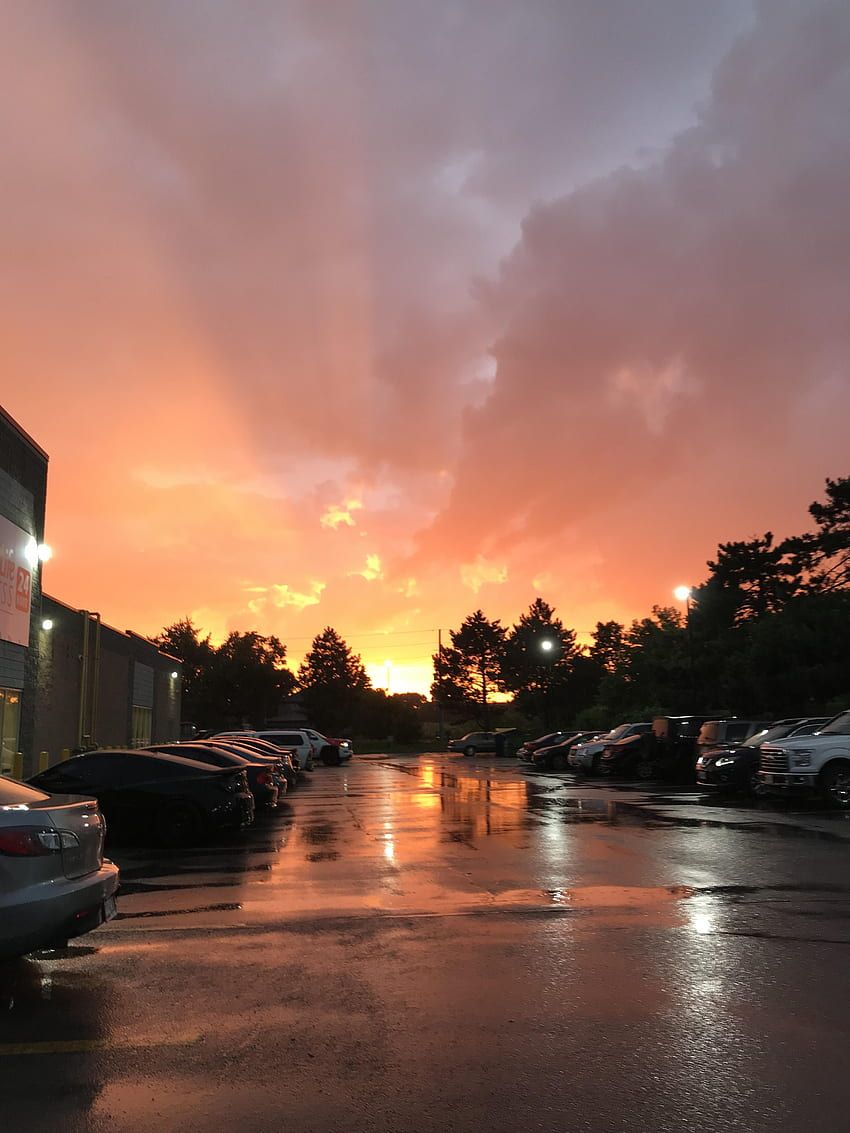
[820,711,850,736]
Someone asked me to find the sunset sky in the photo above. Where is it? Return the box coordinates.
[3,1,849,694]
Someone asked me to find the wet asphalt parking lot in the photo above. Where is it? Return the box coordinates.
[3,753,850,1133]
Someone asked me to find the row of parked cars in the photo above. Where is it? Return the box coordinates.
[0,727,352,961]
[515,710,850,808]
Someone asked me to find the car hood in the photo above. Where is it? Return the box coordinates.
[765,735,835,751]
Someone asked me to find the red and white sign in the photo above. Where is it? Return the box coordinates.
[0,515,34,647]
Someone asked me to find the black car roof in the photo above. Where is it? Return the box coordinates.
[88,748,225,772]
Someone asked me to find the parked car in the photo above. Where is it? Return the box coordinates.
[602,716,709,780]
[145,743,282,809]
[29,750,254,846]
[570,723,651,773]
[318,733,354,762]
[214,729,321,770]
[533,731,602,771]
[695,718,771,758]
[208,737,300,789]
[0,777,119,960]
[696,718,829,795]
[758,709,850,807]
[516,732,575,763]
[448,732,496,756]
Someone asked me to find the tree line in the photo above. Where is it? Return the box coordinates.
[155,622,427,741]
[158,475,849,741]
[433,476,850,730]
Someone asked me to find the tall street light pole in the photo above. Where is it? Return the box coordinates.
[540,638,555,729]
[673,586,695,706]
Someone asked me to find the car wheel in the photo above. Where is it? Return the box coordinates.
[464,745,476,757]
[155,802,203,847]
[636,761,655,781]
[551,752,567,772]
[321,745,341,766]
[591,755,601,775]
[821,763,850,809]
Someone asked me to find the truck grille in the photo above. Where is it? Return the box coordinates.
[760,748,790,773]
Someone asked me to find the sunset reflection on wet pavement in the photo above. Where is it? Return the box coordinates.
[3,753,850,1132]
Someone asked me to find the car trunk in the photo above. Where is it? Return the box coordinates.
[44,795,106,879]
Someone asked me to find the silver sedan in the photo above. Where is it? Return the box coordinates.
[0,777,119,960]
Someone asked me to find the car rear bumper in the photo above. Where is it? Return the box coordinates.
[252,784,279,809]
[0,860,120,960]
[211,793,255,831]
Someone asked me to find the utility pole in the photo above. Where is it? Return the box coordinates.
[436,628,444,744]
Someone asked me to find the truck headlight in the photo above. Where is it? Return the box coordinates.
[715,757,736,767]
[791,751,813,766]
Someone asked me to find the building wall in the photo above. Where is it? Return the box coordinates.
[0,408,48,765]
[32,597,181,771]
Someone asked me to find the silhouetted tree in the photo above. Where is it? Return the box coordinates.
[154,618,217,724]
[501,599,578,727]
[435,610,506,727]
[707,532,801,621]
[213,631,295,726]
[298,627,371,733]
[788,476,850,594]
[588,620,628,673]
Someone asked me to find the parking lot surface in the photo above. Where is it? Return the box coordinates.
[3,753,850,1132]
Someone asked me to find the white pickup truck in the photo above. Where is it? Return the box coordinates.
[758,709,850,807]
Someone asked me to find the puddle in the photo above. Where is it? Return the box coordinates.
[300,823,337,845]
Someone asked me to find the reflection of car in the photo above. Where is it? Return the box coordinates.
[533,731,601,771]
[448,732,496,756]
[0,777,119,960]
[29,750,255,846]
[146,743,283,808]
[570,723,651,773]
[696,718,828,795]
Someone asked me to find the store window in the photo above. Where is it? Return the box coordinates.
[131,705,152,748]
[0,688,21,775]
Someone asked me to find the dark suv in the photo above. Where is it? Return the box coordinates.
[696,718,829,795]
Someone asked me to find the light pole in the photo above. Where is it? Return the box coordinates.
[539,638,556,728]
[673,586,695,706]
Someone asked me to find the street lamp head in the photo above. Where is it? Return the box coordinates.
[673,585,692,602]
[540,639,555,652]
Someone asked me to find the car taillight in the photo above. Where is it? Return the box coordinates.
[0,827,79,855]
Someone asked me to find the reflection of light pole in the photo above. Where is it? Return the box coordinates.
[673,586,695,706]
